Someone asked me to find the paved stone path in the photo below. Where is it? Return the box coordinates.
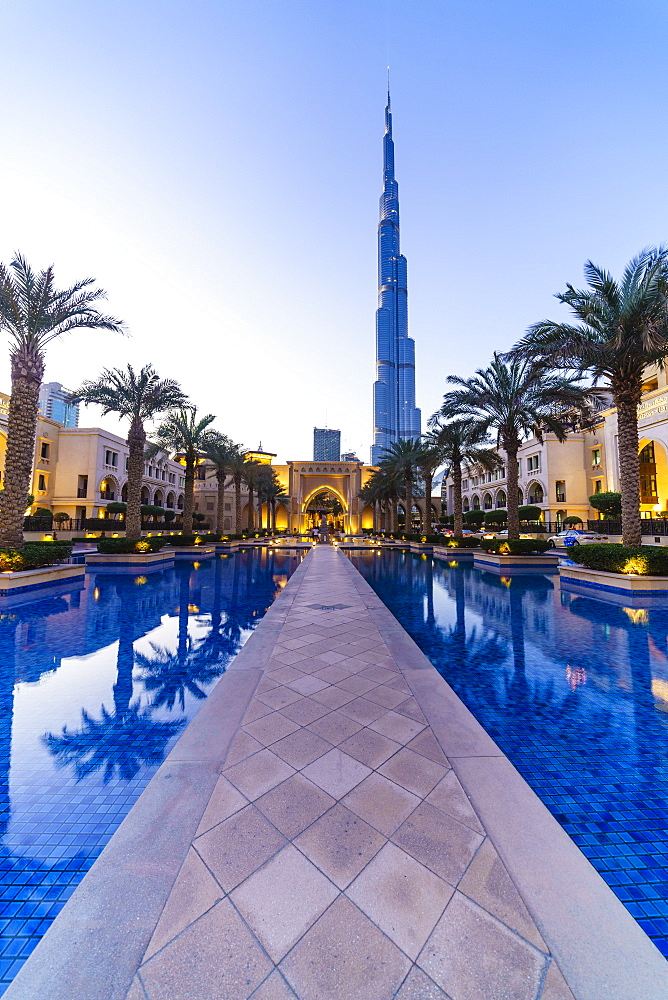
[126,545,573,1000]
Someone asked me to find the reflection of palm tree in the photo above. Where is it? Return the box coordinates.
[43,585,185,782]
[136,566,228,710]
[43,704,183,782]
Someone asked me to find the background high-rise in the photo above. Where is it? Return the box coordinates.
[371,89,421,465]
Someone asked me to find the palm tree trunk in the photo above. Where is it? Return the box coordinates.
[390,497,398,533]
[423,472,433,532]
[248,486,255,531]
[452,462,463,536]
[126,418,145,540]
[234,475,242,533]
[505,440,520,540]
[182,453,195,535]
[216,471,226,535]
[405,476,413,534]
[0,353,45,548]
[616,393,642,546]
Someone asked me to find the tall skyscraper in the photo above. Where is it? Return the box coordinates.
[371,88,421,466]
[38,382,79,427]
[313,427,341,461]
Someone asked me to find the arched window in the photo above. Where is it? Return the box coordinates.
[166,491,175,509]
[483,492,493,510]
[472,494,480,510]
[496,490,507,508]
[463,496,470,512]
[177,494,184,511]
[518,488,524,505]
[528,483,544,504]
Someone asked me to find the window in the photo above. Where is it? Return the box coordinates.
[40,442,50,460]
[555,481,566,503]
[125,458,129,470]
[206,502,214,511]
[591,448,601,468]
[639,443,658,502]
[462,479,469,491]
[162,470,166,480]
[593,479,603,494]
[169,473,176,484]
[527,455,540,473]
[77,475,88,498]
[37,474,46,492]
[179,477,185,488]
[105,449,118,468]
[224,503,231,511]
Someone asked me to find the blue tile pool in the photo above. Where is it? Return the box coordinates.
[0,547,302,992]
[349,549,668,958]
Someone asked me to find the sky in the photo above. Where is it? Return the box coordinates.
[2,0,668,464]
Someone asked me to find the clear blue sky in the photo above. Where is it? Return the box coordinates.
[2,0,667,462]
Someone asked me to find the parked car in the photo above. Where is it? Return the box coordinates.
[547,529,609,547]
[483,528,532,540]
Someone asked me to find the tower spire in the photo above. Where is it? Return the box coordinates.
[371,82,421,465]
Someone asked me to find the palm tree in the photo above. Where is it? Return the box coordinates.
[415,438,444,532]
[511,248,668,545]
[258,470,287,532]
[242,460,263,532]
[427,419,499,536]
[0,253,124,547]
[379,438,422,533]
[202,433,236,535]
[152,408,216,535]
[71,365,187,539]
[226,447,248,534]
[437,355,593,539]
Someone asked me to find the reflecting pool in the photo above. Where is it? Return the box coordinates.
[0,547,302,992]
[349,549,668,958]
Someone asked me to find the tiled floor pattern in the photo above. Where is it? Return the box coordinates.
[126,547,574,1000]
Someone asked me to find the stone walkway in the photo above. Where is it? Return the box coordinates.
[124,546,573,1000]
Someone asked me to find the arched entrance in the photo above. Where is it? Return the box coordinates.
[303,489,346,532]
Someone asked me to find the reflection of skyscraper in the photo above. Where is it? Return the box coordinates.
[314,427,341,461]
[371,88,420,465]
[38,382,79,427]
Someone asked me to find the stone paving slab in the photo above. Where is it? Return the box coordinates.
[6,546,668,1000]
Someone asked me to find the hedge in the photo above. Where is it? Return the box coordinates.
[165,534,220,547]
[97,537,168,554]
[0,542,73,571]
[437,536,481,549]
[484,539,552,555]
[568,543,668,576]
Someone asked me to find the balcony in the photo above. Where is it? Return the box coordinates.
[556,492,566,503]
[77,487,88,498]
[100,491,115,501]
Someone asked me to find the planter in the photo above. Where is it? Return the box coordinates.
[474,552,559,574]
[0,563,85,594]
[433,545,475,561]
[559,564,668,596]
[171,545,216,559]
[85,550,175,567]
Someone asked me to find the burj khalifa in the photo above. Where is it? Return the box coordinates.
[371,88,421,466]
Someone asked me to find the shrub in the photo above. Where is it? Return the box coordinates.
[484,539,551,555]
[106,502,127,515]
[569,543,668,576]
[0,542,72,571]
[165,534,210,547]
[483,509,507,525]
[589,492,622,519]
[439,536,481,548]
[562,515,583,525]
[518,505,542,521]
[164,510,176,522]
[33,507,52,518]
[53,512,70,524]
[97,537,168,554]
[463,510,484,525]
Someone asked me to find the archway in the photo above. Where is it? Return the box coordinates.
[140,485,150,505]
[463,496,470,512]
[471,494,480,510]
[166,491,175,509]
[639,438,668,513]
[527,481,544,505]
[302,488,347,532]
[99,475,118,502]
[482,492,493,511]
[154,489,164,507]
[495,489,507,508]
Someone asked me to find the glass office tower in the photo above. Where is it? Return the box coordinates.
[313,427,341,461]
[371,90,421,466]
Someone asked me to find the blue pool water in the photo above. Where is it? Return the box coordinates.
[0,547,302,992]
[349,550,668,958]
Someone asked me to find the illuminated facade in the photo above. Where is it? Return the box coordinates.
[371,89,421,464]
